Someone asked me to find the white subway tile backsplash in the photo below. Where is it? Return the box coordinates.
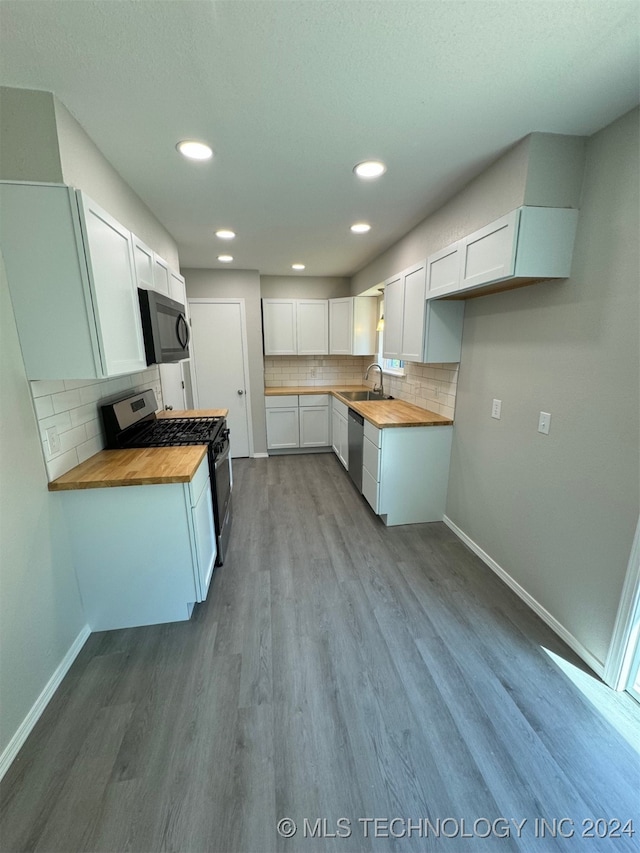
[31,367,163,481]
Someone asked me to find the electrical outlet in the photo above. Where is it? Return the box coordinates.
[309,366,317,378]
[491,399,502,419]
[538,411,551,435]
[46,426,61,456]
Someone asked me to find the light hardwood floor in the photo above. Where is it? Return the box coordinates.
[1,454,639,852]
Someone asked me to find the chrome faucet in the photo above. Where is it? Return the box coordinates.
[364,362,384,396]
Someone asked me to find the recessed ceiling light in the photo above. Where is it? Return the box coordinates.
[217,254,233,263]
[350,222,371,234]
[292,263,306,270]
[215,229,236,240]
[353,160,386,179]
[176,140,213,161]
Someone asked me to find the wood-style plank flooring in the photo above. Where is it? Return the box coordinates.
[1,454,639,852]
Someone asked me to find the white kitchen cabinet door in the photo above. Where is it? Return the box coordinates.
[382,274,403,360]
[299,405,329,447]
[331,405,341,456]
[132,235,155,292]
[153,254,171,295]
[266,407,299,449]
[426,242,461,298]
[77,192,147,377]
[400,261,427,362]
[169,268,187,306]
[329,297,352,354]
[262,299,297,354]
[460,209,520,290]
[297,299,328,354]
[330,297,377,355]
[189,469,217,601]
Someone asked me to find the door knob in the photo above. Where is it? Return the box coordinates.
[237,389,244,396]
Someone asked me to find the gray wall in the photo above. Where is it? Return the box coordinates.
[261,275,351,299]
[0,88,63,182]
[184,268,267,455]
[0,252,86,759]
[446,108,639,667]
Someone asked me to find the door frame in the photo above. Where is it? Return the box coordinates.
[604,516,640,691]
[188,297,254,458]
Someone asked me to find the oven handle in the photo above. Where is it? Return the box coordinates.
[214,437,231,469]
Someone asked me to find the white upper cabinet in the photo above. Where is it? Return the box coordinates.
[401,261,427,362]
[426,206,580,300]
[77,193,148,377]
[132,236,155,291]
[0,182,147,380]
[168,268,187,307]
[262,298,328,355]
[460,209,519,290]
[296,299,328,355]
[262,299,297,354]
[329,297,377,355]
[382,273,403,360]
[382,263,426,363]
[152,253,170,296]
[426,242,462,298]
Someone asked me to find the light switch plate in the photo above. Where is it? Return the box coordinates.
[491,399,502,419]
[538,411,551,435]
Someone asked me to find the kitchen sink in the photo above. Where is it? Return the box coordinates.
[338,390,394,402]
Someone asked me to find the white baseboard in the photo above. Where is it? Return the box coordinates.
[0,624,91,782]
[252,452,269,458]
[442,515,605,678]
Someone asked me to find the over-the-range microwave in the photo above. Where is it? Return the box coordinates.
[138,288,190,364]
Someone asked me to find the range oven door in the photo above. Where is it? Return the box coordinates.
[212,432,232,565]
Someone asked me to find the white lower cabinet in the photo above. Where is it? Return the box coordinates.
[265,394,330,450]
[59,456,216,631]
[331,397,349,469]
[362,420,453,526]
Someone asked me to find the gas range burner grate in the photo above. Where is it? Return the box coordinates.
[129,417,223,447]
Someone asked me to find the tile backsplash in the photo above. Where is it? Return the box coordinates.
[31,367,163,481]
[264,355,372,388]
[264,355,459,420]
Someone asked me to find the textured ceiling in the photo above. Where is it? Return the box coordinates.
[1,1,638,276]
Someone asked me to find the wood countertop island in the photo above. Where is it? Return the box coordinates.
[48,446,208,491]
[265,386,452,428]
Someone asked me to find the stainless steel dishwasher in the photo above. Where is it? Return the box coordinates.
[347,408,364,492]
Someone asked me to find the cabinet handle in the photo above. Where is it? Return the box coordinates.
[237,389,244,396]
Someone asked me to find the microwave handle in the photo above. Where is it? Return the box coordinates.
[177,313,190,350]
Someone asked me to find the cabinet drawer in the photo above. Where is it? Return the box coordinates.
[364,420,382,448]
[332,397,348,419]
[362,466,380,514]
[299,394,329,407]
[265,394,298,408]
[188,455,211,507]
[363,436,381,481]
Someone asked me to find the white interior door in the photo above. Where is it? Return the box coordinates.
[158,362,186,410]
[188,299,252,457]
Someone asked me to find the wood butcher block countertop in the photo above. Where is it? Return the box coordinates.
[48,446,208,491]
[265,386,452,428]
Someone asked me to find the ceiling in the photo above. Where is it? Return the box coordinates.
[1,1,638,277]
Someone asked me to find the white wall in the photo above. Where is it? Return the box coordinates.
[0,88,63,182]
[446,108,639,668]
[261,275,351,299]
[184,268,267,455]
[0,252,87,763]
